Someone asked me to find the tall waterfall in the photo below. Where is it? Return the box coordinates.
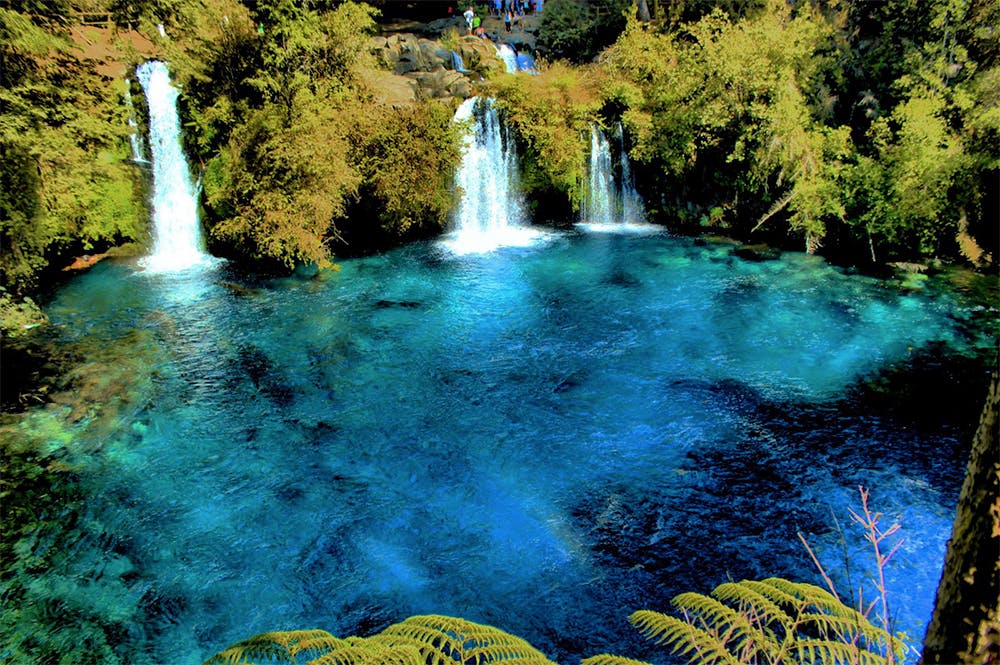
[616,123,646,225]
[136,60,210,272]
[445,97,543,254]
[580,123,649,231]
[584,123,615,225]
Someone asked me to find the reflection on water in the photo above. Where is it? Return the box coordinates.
[4,233,996,664]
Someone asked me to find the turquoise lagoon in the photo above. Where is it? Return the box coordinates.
[5,230,996,663]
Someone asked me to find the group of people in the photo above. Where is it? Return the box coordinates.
[462,0,542,36]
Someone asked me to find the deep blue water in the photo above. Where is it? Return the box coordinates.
[7,231,997,663]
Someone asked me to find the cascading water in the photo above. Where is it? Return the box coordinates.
[580,123,652,231]
[495,43,537,74]
[496,44,518,73]
[616,123,646,224]
[451,51,470,73]
[136,60,210,272]
[445,97,544,253]
[583,124,615,225]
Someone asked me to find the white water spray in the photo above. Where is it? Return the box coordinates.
[496,44,518,73]
[444,97,544,254]
[617,123,646,225]
[579,123,653,232]
[136,60,210,272]
[584,123,615,225]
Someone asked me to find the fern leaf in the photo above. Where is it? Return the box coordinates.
[746,578,808,609]
[713,581,794,633]
[307,643,423,665]
[673,590,774,655]
[795,638,891,665]
[629,610,741,665]
[375,614,557,665]
[203,630,338,665]
[580,655,655,665]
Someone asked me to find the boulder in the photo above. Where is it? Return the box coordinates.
[732,243,782,262]
[410,68,473,100]
[415,16,466,37]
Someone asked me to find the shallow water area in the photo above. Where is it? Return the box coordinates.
[4,233,996,664]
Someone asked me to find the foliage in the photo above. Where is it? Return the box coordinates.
[595,0,996,261]
[185,0,458,267]
[584,578,904,665]
[204,101,360,268]
[0,287,47,340]
[0,8,145,296]
[488,62,601,212]
[204,615,558,665]
[343,101,461,249]
[536,0,632,64]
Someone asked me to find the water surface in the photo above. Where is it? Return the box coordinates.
[5,231,995,663]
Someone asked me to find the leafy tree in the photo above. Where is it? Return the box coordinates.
[340,101,461,253]
[537,0,631,63]
[1,8,144,296]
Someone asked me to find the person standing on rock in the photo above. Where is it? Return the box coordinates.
[504,9,512,32]
[464,6,475,34]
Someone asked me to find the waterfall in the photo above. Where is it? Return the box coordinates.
[583,124,615,225]
[616,123,646,224]
[496,44,518,73]
[444,97,543,254]
[124,81,149,164]
[495,43,536,74]
[136,60,210,272]
[579,123,651,231]
[451,51,470,73]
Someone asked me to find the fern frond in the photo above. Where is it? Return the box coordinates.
[580,654,655,665]
[307,643,423,665]
[745,578,807,609]
[713,581,794,632]
[795,638,891,665]
[671,590,775,657]
[204,629,338,665]
[376,614,557,665]
[629,610,742,665]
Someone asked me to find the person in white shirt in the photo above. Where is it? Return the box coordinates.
[463,6,475,34]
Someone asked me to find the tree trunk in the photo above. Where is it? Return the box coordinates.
[636,0,651,22]
[922,365,1000,664]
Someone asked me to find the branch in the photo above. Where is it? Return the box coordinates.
[752,191,794,232]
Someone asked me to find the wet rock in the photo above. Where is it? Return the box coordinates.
[215,281,260,297]
[733,243,781,261]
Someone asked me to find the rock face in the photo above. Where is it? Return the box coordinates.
[367,32,504,103]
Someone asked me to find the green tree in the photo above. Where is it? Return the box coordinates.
[537,0,631,63]
[1,8,144,296]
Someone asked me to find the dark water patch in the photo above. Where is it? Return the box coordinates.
[375,299,423,309]
[0,330,68,413]
[604,269,641,287]
[552,370,587,394]
[733,243,782,262]
[234,344,297,409]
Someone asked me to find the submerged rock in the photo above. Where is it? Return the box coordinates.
[733,243,781,262]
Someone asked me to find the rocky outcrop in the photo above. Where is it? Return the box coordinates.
[367,32,505,103]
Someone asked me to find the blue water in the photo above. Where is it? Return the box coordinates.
[8,232,996,663]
